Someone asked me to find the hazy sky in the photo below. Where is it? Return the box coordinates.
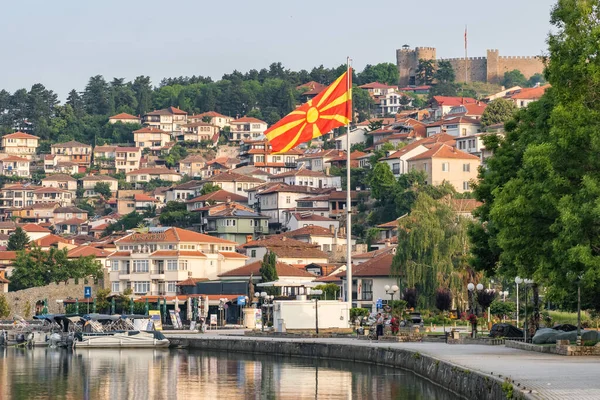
[1,0,556,99]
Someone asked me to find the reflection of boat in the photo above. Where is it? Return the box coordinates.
[74,330,169,348]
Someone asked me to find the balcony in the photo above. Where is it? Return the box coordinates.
[284,162,298,168]
[119,270,131,279]
[254,226,266,233]
[150,269,165,280]
[150,291,167,296]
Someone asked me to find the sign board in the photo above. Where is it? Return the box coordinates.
[149,310,162,330]
[210,314,217,326]
[238,296,246,306]
[376,298,383,310]
[254,308,262,330]
[169,310,182,329]
[84,286,92,299]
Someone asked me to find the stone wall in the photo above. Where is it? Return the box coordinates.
[446,57,487,83]
[3,281,103,318]
[168,336,527,400]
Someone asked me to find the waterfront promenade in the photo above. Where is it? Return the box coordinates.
[168,330,600,400]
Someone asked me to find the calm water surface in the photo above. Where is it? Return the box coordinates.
[0,347,460,399]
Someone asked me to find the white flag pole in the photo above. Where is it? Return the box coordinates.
[346,56,353,322]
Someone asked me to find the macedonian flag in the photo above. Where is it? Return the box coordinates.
[265,69,352,153]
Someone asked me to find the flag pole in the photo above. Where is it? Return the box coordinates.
[346,56,353,323]
[464,25,468,83]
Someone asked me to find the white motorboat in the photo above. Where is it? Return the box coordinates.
[74,330,170,348]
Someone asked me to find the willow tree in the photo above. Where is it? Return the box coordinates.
[392,193,474,310]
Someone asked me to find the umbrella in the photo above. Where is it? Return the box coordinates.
[42,298,48,315]
[129,298,134,315]
[111,298,115,314]
[75,298,79,314]
[144,298,149,316]
[187,297,192,322]
[92,298,97,313]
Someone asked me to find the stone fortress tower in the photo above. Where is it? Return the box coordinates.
[396,46,544,87]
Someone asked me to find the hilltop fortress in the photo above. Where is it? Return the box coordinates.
[396,47,545,86]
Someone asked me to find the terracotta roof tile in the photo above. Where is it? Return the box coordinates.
[109,113,139,120]
[231,116,267,124]
[21,224,51,233]
[117,227,237,245]
[219,260,315,278]
[2,131,39,140]
[407,143,480,161]
[151,250,207,257]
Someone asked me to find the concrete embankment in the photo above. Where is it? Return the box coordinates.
[167,336,524,400]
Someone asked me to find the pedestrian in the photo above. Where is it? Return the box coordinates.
[376,313,384,338]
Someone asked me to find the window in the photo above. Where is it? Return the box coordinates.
[133,281,150,294]
[286,196,291,204]
[111,260,119,271]
[463,181,471,191]
[179,260,188,270]
[463,163,470,172]
[461,128,467,136]
[167,281,177,293]
[133,260,149,273]
[362,279,373,301]
[251,250,257,258]
[458,141,466,150]
[442,162,449,172]
[167,259,178,271]
[423,163,428,172]
[111,282,120,292]
[392,163,400,175]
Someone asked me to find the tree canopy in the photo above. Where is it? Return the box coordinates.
[7,227,29,251]
[480,98,518,128]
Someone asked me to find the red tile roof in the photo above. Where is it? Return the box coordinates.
[219,260,315,278]
[133,127,167,134]
[271,168,328,178]
[218,251,249,259]
[339,250,396,277]
[0,251,18,261]
[359,82,397,89]
[67,246,112,258]
[510,84,550,100]
[292,213,336,222]
[189,111,231,119]
[34,234,71,247]
[126,167,178,175]
[151,250,207,257]
[1,156,29,162]
[21,224,51,233]
[2,131,39,140]
[432,96,478,107]
[187,189,247,204]
[407,143,480,161]
[239,236,328,259]
[134,193,158,202]
[110,112,139,120]
[145,106,187,116]
[231,116,267,125]
[117,227,237,245]
[42,174,77,182]
[176,277,209,286]
[204,171,263,183]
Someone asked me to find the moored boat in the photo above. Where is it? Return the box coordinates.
[73,330,169,348]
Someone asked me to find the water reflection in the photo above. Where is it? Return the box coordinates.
[0,347,458,399]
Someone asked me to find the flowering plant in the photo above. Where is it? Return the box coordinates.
[467,314,478,325]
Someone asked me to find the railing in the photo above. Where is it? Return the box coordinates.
[150,291,166,296]
[361,292,373,301]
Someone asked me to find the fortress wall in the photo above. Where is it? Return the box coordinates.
[497,56,545,80]
[444,57,487,83]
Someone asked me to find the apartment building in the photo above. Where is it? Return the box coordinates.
[178,122,219,144]
[51,141,92,171]
[188,111,232,129]
[41,174,78,193]
[142,106,188,134]
[178,154,207,178]
[12,203,58,224]
[198,202,269,244]
[1,132,39,156]
[229,117,268,142]
[81,175,118,197]
[44,155,79,175]
[269,168,341,189]
[199,171,264,196]
[94,146,142,174]
[239,140,302,174]
[133,127,172,150]
[0,156,30,178]
[107,227,245,296]
[125,167,182,188]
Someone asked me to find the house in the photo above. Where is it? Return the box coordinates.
[445,198,483,219]
[178,122,219,144]
[406,143,480,193]
[164,180,202,203]
[229,117,268,142]
[21,223,51,241]
[133,127,172,150]
[287,212,339,231]
[455,133,497,162]
[327,190,365,220]
[133,193,159,213]
[425,116,481,138]
[253,184,327,232]
[199,171,264,196]
[327,151,367,169]
[0,271,9,293]
[32,187,74,207]
[0,156,30,178]
[188,111,233,129]
[380,133,456,177]
[334,128,368,151]
[34,234,72,250]
[142,106,188,134]
[0,221,15,235]
[447,102,487,120]
[238,140,302,174]
[186,189,248,212]
[296,149,343,172]
[229,166,273,183]
[368,119,427,148]
[81,175,118,197]
[219,259,315,284]
[125,167,182,188]
[114,190,143,215]
[53,206,88,224]
[509,84,551,108]
[200,202,270,244]
[371,218,401,250]
[0,184,37,211]
[51,141,92,171]
[44,155,78,175]
[201,157,241,178]
[282,225,358,261]
[359,82,406,116]
[67,246,113,267]
[297,81,327,102]
[55,218,88,235]
[107,227,244,296]
[429,96,478,120]
[269,168,341,189]
[178,154,207,178]
[41,174,78,193]
[12,203,59,224]
[239,235,329,265]
[0,251,17,279]
[108,112,141,125]
[339,247,398,310]
[115,147,143,174]
[1,132,39,156]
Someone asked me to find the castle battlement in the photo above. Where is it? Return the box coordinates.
[415,47,436,51]
[440,57,486,62]
[498,55,542,60]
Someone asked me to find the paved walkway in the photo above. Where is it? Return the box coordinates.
[168,332,600,400]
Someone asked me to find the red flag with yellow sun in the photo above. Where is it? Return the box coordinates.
[265,69,352,153]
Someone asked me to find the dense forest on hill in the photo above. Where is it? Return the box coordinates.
[0,62,400,146]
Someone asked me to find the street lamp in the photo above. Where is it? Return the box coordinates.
[311,289,323,334]
[384,284,399,312]
[500,291,509,322]
[514,277,523,327]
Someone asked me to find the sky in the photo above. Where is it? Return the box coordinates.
[1,0,557,99]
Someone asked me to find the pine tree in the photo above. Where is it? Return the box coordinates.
[259,251,278,283]
[7,227,29,251]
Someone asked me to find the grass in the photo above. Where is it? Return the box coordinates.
[548,310,591,325]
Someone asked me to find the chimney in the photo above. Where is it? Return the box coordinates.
[226,196,231,204]
[385,238,391,247]
[246,235,253,243]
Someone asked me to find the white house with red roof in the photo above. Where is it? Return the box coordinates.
[0,156,30,178]
[200,171,264,196]
[425,116,481,138]
[429,96,478,120]
[108,227,245,296]
[1,132,39,157]
[125,167,182,188]
[447,102,487,120]
[287,212,339,232]
[142,106,187,134]
[407,143,480,193]
[21,223,51,241]
[509,84,550,108]
[108,112,141,125]
[269,167,341,189]
[133,127,172,150]
[229,117,268,142]
[188,111,232,129]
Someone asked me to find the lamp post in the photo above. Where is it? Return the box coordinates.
[467,283,475,338]
[311,289,323,334]
[514,277,523,327]
[260,292,268,331]
[384,284,399,313]
[577,275,582,346]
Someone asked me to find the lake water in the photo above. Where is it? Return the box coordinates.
[0,347,459,399]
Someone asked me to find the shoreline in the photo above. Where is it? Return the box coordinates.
[167,335,523,400]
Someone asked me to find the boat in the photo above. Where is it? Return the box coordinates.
[73,330,169,348]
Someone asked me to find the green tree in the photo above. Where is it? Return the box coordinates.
[527,73,546,88]
[352,87,375,122]
[103,211,145,236]
[416,59,435,85]
[368,162,395,200]
[358,63,399,85]
[0,294,10,318]
[435,60,455,84]
[259,251,278,283]
[200,183,221,195]
[7,227,29,251]
[480,98,518,128]
[502,69,528,88]
[313,283,340,300]
[83,75,111,115]
[94,182,112,198]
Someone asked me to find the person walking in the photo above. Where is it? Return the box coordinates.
[376,313,384,339]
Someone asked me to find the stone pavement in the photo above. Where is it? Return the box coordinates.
[169,332,600,400]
